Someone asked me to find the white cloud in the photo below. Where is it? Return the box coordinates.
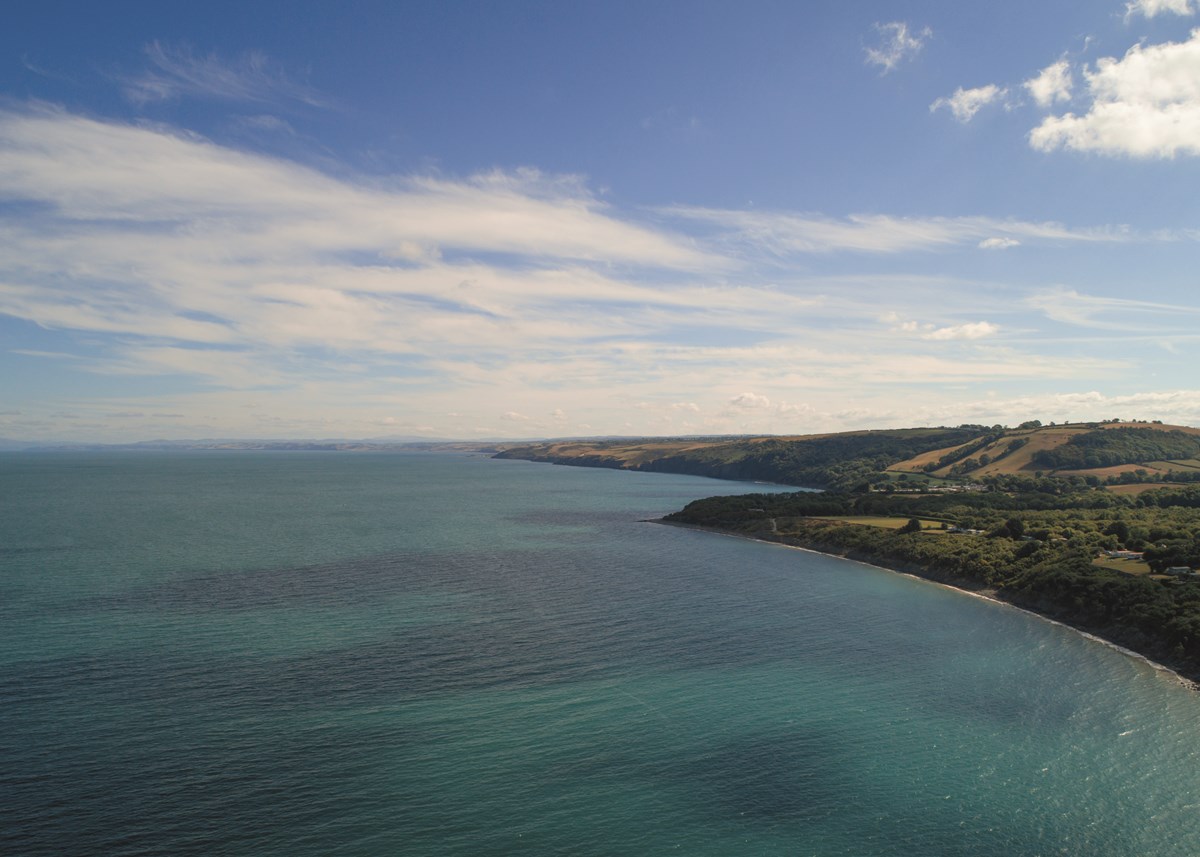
[865,22,932,74]
[939,390,1200,428]
[3,104,1195,442]
[122,41,328,107]
[0,106,757,406]
[922,321,999,341]
[1024,60,1073,108]
[1030,29,1200,157]
[1028,287,1200,330]
[979,237,1021,249]
[663,206,1119,255]
[0,109,719,270]
[730,392,772,409]
[1125,0,1195,20]
[930,84,1008,122]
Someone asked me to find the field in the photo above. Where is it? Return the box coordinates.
[888,422,1200,482]
[888,440,977,473]
[1148,459,1200,472]
[890,424,1095,478]
[1105,482,1187,496]
[808,516,946,530]
[1057,463,1172,478]
[1091,556,1156,576]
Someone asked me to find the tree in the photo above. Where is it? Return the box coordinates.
[990,517,1025,539]
[1105,520,1131,545]
[900,518,923,534]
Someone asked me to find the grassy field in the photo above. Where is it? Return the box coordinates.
[1057,463,1171,479]
[1147,459,1200,472]
[1091,556,1156,576]
[1104,482,1188,496]
[809,516,946,530]
[892,424,1095,478]
[888,439,978,473]
[890,422,1200,482]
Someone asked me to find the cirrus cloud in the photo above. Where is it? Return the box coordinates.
[122,41,328,107]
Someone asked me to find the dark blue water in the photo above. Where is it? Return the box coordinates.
[3,451,1199,855]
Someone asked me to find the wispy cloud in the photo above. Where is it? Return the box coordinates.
[660,207,1123,255]
[0,107,718,270]
[1028,287,1200,330]
[922,321,999,341]
[20,54,76,84]
[640,106,703,136]
[0,104,1187,440]
[122,41,328,107]
[0,105,742,402]
[865,22,932,74]
[931,84,1009,123]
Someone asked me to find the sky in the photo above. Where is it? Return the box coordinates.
[2,0,1200,442]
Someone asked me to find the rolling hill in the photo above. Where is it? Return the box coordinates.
[496,421,1200,490]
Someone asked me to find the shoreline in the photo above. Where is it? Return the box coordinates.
[654,518,1200,693]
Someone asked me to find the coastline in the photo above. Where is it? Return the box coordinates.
[654,518,1200,693]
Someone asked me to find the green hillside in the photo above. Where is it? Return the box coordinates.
[495,426,982,489]
[496,421,1200,491]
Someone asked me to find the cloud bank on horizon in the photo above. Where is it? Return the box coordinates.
[2,1,1200,441]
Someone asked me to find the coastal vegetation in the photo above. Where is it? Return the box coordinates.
[496,426,986,489]
[499,420,1200,682]
[663,481,1200,682]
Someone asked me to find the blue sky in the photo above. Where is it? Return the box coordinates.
[3,0,1200,441]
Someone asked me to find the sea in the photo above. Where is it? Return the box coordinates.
[3,450,1200,856]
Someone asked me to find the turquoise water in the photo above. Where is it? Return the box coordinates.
[3,451,1200,855]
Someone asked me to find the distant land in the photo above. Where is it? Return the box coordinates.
[11,419,1200,494]
[0,434,699,453]
[495,419,1200,492]
[0,437,508,453]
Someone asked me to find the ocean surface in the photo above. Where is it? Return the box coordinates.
[3,451,1200,856]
